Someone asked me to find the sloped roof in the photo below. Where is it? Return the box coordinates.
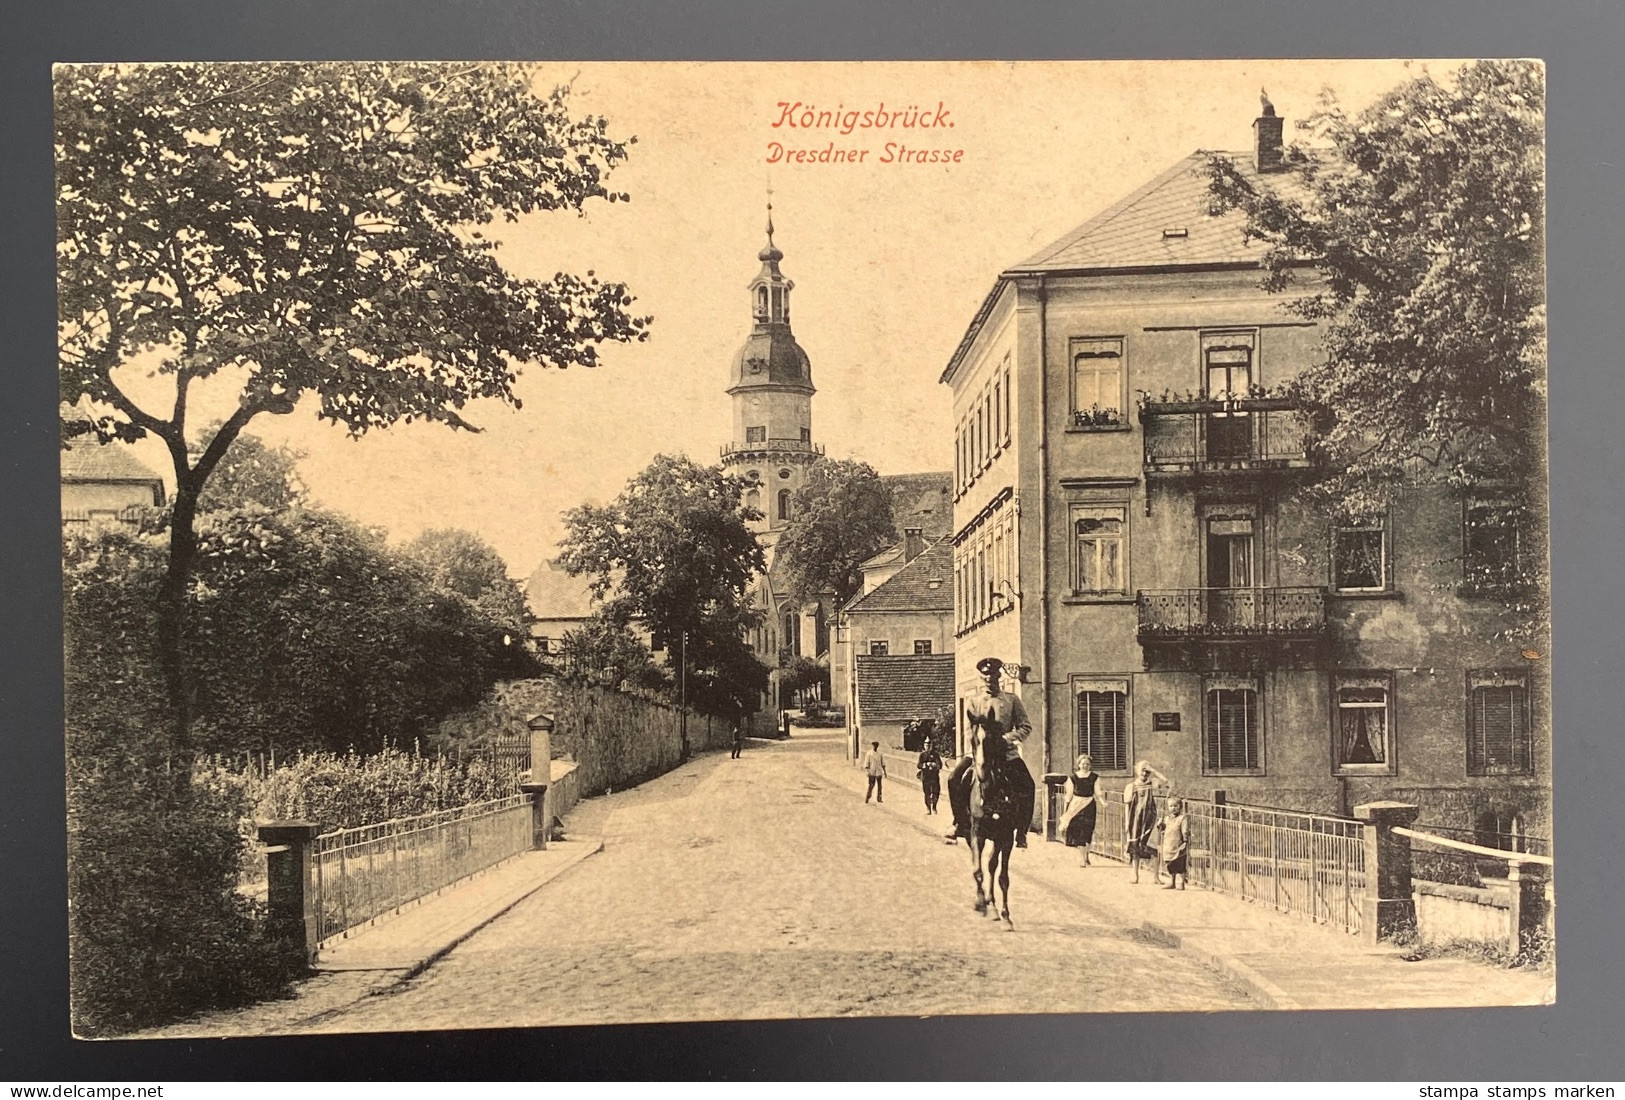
[859,543,906,571]
[883,471,953,541]
[522,559,599,622]
[59,437,165,486]
[855,653,956,723]
[846,538,953,614]
[943,148,1315,384]
[1010,150,1311,273]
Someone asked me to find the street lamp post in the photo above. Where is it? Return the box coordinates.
[679,630,689,760]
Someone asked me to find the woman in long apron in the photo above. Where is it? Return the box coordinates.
[1058,753,1099,866]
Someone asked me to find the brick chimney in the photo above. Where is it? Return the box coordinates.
[903,527,926,562]
[1254,88,1284,173]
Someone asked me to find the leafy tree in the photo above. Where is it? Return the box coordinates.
[777,458,898,606]
[555,612,669,695]
[1205,60,1545,519]
[187,507,534,754]
[63,526,294,1034]
[777,653,828,702]
[195,429,307,513]
[557,454,768,715]
[56,62,650,760]
[403,527,531,640]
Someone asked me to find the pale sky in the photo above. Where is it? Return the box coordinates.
[104,60,1433,578]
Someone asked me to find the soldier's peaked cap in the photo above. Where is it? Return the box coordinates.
[976,657,1004,674]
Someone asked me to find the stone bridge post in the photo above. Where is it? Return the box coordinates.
[258,820,322,967]
[1353,801,1419,945]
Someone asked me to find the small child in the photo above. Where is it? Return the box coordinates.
[1160,797,1190,890]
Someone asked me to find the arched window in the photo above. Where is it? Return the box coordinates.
[756,286,769,317]
[745,488,761,513]
[778,488,792,520]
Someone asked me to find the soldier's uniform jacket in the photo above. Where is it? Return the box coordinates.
[966,690,1031,765]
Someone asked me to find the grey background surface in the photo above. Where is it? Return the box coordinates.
[3,0,1620,1080]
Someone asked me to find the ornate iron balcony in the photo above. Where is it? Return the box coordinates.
[1137,586,1328,641]
[1139,398,1313,474]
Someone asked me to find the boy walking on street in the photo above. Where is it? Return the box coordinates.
[862,740,887,803]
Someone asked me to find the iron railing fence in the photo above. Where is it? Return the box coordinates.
[1087,791,1368,936]
[1137,586,1328,640]
[311,793,534,946]
[1197,803,1367,936]
[444,733,531,778]
[720,438,825,458]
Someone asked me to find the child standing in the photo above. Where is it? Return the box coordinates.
[1160,797,1190,890]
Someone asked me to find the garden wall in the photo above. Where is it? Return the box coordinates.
[438,678,732,800]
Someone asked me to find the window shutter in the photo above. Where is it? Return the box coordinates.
[1206,686,1258,771]
[1076,687,1127,772]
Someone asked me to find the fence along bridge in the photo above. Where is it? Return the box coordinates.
[1086,790,1369,936]
[254,719,581,957]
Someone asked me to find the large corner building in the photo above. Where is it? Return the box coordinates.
[941,105,1549,845]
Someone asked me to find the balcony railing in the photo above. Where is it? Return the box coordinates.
[1137,586,1328,641]
[1139,398,1313,474]
[720,438,825,459]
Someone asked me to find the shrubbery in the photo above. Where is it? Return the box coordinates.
[63,506,535,1034]
[198,746,520,835]
[68,769,300,1036]
[65,528,293,1035]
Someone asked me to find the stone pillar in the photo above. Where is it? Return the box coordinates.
[1353,801,1420,945]
[519,775,551,851]
[521,713,554,851]
[257,821,322,967]
[1506,860,1550,956]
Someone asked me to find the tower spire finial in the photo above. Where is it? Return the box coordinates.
[757,182,784,264]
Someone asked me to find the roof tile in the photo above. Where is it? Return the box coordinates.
[846,538,953,614]
[855,653,957,723]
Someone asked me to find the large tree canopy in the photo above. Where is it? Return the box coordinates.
[58,62,648,447]
[56,62,649,755]
[194,428,307,513]
[776,458,897,607]
[1205,60,1545,517]
[557,455,767,716]
[402,527,530,638]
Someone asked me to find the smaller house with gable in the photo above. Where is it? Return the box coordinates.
[839,532,956,759]
[60,436,167,527]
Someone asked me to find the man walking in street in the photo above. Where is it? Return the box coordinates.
[730,720,744,759]
[916,730,943,815]
[944,657,1035,847]
[862,740,887,803]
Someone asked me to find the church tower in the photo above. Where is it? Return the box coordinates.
[721,205,821,541]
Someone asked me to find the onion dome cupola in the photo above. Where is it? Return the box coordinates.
[728,205,815,396]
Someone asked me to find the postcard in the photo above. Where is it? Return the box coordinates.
[56,59,1551,1037]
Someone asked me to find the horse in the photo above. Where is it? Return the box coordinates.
[949,725,1020,931]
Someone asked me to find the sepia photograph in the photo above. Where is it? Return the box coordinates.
[55,58,1553,1040]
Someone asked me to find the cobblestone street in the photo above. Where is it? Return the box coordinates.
[263,730,1252,1033]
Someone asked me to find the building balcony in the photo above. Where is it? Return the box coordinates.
[1136,586,1328,643]
[1139,397,1314,476]
[720,438,825,459]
